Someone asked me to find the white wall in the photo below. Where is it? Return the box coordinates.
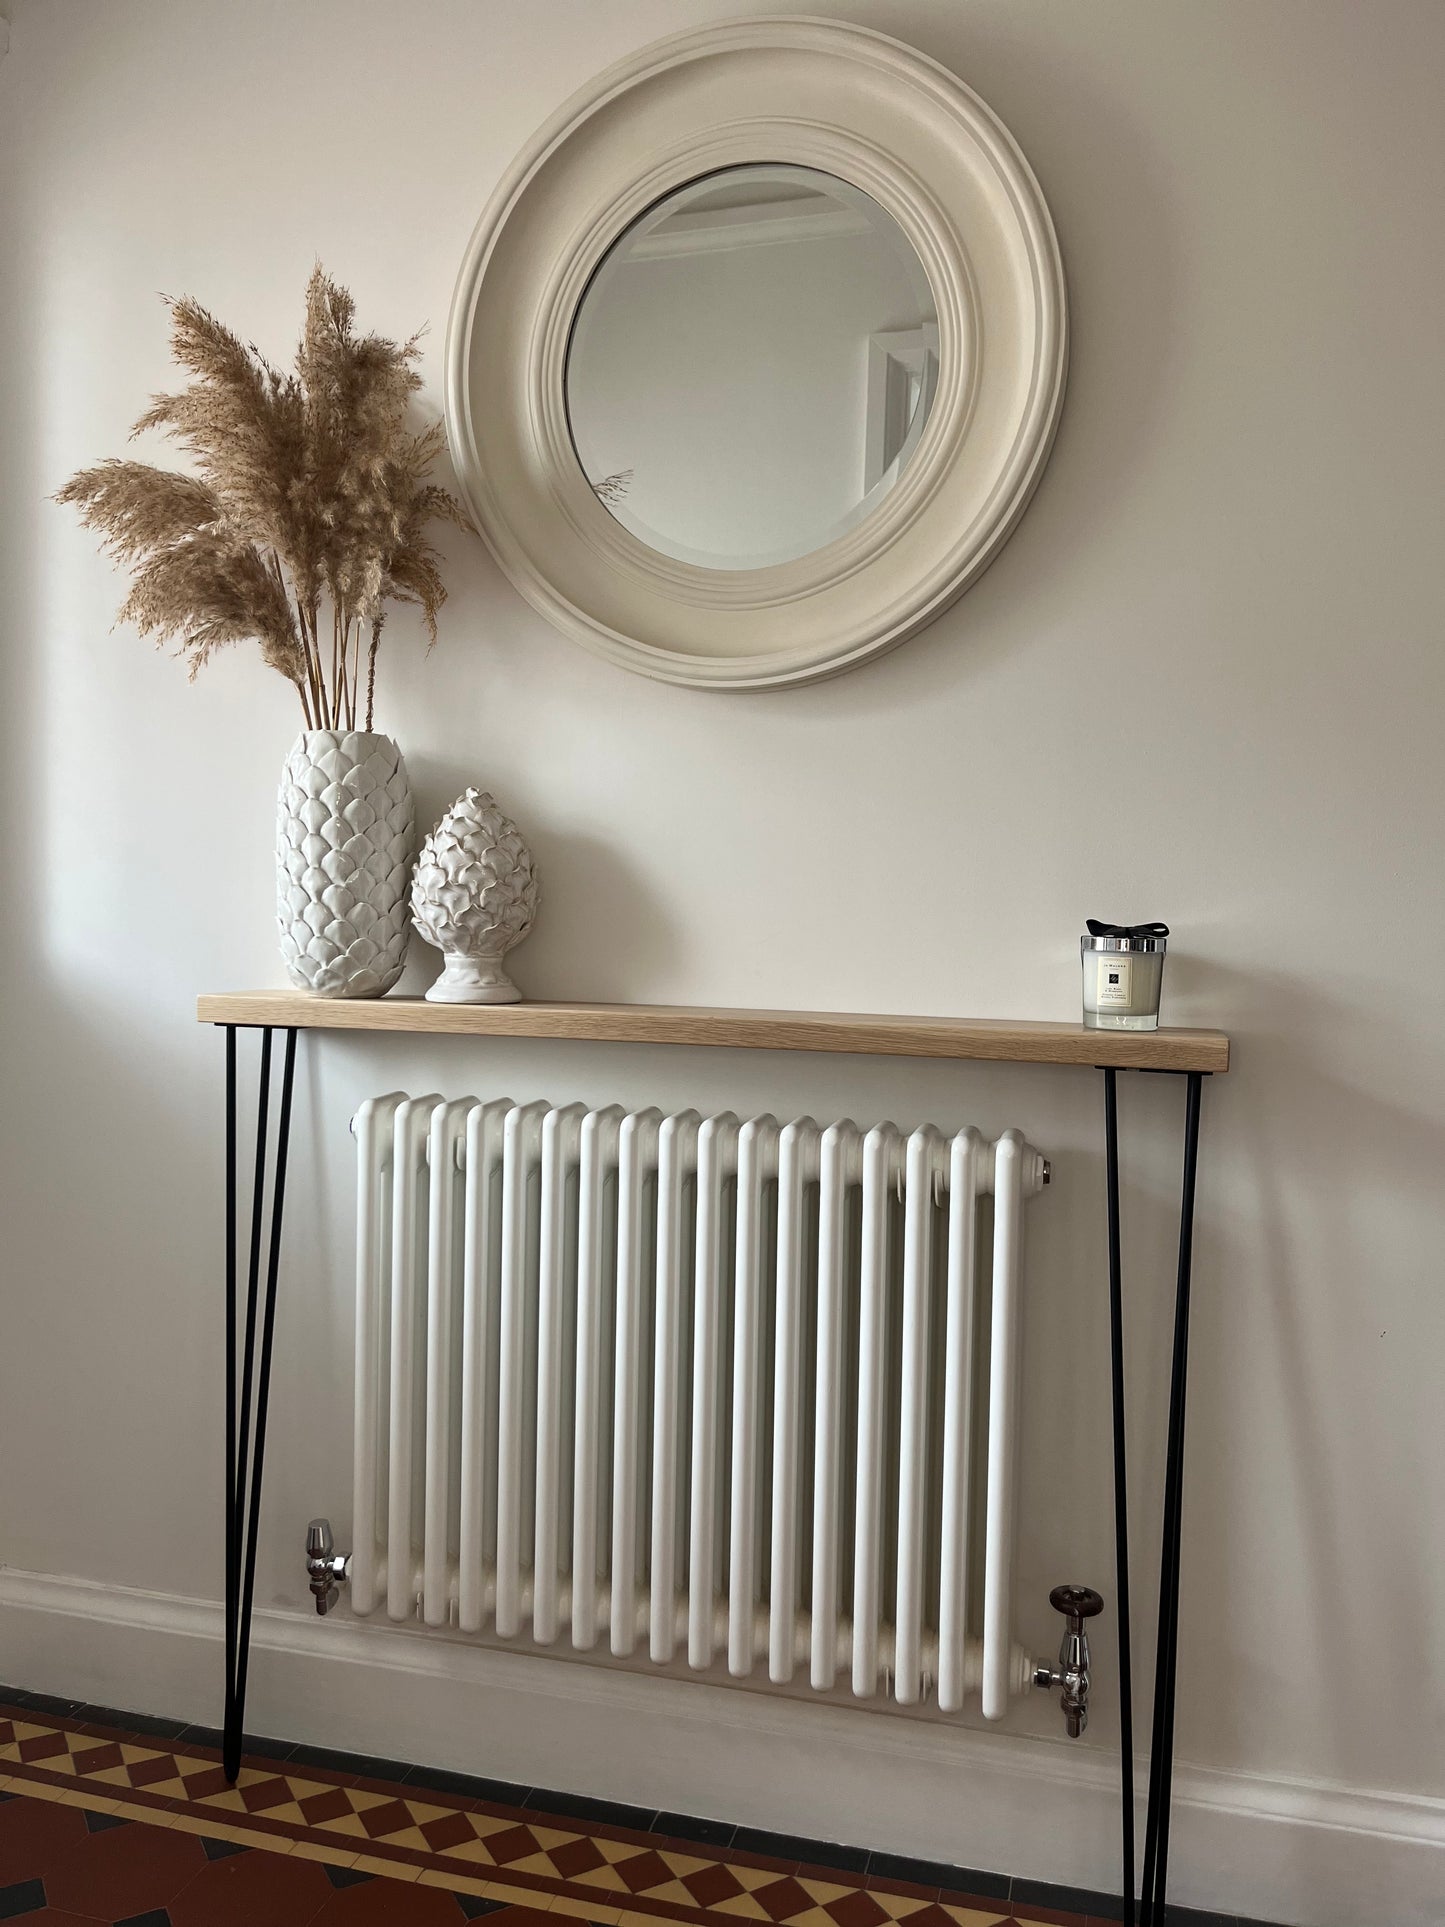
[1,5,1442,1923]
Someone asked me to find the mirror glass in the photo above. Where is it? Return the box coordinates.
[566,165,939,572]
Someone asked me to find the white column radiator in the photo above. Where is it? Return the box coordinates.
[344,1093,1050,1720]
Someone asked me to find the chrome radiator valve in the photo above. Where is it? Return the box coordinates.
[1033,1584,1103,1736]
[305,1518,350,1615]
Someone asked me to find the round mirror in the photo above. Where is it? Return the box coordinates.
[565,165,939,572]
[447,18,1067,686]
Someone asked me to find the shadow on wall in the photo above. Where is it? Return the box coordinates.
[402,752,684,1003]
[1185,957,1439,1801]
[0,75,241,1581]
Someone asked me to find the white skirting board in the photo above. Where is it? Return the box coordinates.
[0,1568,1439,1927]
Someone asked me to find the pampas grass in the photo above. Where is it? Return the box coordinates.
[57,267,473,730]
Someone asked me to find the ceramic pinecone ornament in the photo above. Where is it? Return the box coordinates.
[276,731,414,998]
[411,788,540,1004]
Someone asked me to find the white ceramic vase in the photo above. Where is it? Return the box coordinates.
[276,730,414,998]
[411,788,539,1004]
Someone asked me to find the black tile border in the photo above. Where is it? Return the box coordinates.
[172,1722,295,1760]
[1012,1876,1122,1916]
[285,1740,418,1781]
[0,1686,1288,1927]
[402,1762,533,1805]
[523,1786,657,1831]
[0,1687,87,1718]
[735,1828,871,1875]
[651,1809,737,1848]
[866,1849,1011,1901]
[82,1704,190,1740]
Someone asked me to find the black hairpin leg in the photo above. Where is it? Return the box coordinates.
[1103,1068,1136,1927]
[1104,1067,1205,1927]
[221,1023,298,1783]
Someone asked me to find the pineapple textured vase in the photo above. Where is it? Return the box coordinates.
[411,788,540,1004]
[276,731,415,998]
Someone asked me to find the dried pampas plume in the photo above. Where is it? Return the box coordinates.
[56,267,474,730]
[591,468,633,505]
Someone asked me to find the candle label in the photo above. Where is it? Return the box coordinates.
[1096,954,1135,1008]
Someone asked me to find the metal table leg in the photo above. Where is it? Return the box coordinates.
[1103,1068,1136,1927]
[1103,1067,1206,1927]
[221,1024,298,1783]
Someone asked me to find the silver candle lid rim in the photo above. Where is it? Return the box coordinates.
[1082,933,1167,954]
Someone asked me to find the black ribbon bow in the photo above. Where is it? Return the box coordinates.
[1086,919,1170,939]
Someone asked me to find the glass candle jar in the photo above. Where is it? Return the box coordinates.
[1081,928,1167,1030]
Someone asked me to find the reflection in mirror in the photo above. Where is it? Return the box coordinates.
[566,165,938,571]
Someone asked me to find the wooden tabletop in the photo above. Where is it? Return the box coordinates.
[197,992,1229,1073]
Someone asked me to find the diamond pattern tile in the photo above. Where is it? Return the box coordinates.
[422,1811,479,1854]
[681,1862,743,1906]
[553,1834,613,1879]
[0,1695,1278,1927]
[301,1787,357,1825]
[827,1892,891,1927]
[480,1822,546,1866]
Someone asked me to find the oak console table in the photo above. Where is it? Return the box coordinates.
[198,990,1229,1927]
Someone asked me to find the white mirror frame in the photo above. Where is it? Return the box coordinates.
[445,16,1068,690]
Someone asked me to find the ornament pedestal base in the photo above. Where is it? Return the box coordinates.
[425,955,522,1005]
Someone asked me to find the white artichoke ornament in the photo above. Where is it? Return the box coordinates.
[410,788,540,1004]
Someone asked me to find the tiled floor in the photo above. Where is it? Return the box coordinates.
[0,1691,1274,1927]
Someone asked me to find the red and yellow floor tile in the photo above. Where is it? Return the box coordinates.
[0,1698,1151,1927]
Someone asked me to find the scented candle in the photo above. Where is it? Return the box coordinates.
[1081,921,1168,1030]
